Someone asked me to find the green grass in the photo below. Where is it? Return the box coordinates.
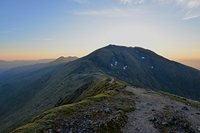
[11,78,135,133]
[156,91,200,108]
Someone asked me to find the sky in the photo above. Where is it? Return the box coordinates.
[0,0,200,61]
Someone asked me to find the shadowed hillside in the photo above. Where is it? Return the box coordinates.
[0,59,54,70]
[12,78,136,133]
[11,78,200,133]
[82,45,200,101]
[1,44,200,132]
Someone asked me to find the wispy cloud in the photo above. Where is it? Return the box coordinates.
[183,8,200,20]
[176,0,200,8]
[73,0,88,4]
[120,0,200,20]
[74,8,142,17]
[176,0,200,20]
[120,0,145,5]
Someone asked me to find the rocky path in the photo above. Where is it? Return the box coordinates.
[108,78,114,84]
[121,86,200,133]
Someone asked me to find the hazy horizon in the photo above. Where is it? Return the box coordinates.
[0,0,200,61]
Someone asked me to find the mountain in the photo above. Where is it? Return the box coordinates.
[1,44,200,132]
[42,56,78,68]
[0,59,54,70]
[0,63,44,82]
[0,56,78,83]
[85,45,200,101]
[12,78,200,133]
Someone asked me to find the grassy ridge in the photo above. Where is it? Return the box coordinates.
[156,91,200,109]
[12,78,135,133]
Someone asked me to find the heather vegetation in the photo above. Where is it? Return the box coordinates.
[12,78,135,133]
[1,45,200,132]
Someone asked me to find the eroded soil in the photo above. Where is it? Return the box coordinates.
[121,86,200,133]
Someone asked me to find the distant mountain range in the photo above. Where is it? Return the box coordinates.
[0,56,78,83]
[0,45,200,132]
[42,56,78,68]
[0,59,55,70]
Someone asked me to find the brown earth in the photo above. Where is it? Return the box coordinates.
[121,86,200,133]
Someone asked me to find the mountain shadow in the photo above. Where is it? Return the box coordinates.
[1,44,200,132]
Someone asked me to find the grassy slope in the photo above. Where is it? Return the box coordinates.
[12,78,135,133]
[85,45,200,101]
[1,44,200,132]
[0,59,107,133]
[11,78,200,133]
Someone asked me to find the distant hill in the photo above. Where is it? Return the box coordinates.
[0,59,54,70]
[0,63,45,82]
[42,56,78,68]
[1,44,200,132]
[0,57,78,83]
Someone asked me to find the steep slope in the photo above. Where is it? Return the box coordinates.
[0,57,107,132]
[0,63,44,82]
[12,78,136,133]
[12,78,200,133]
[1,44,200,132]
[83,45,200,101]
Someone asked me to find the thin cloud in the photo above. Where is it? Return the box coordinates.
[74,8,142,17]
[120,0,145,5]
[177,0,200,8]
[183,8,200,20]
[120,0,200,20]
[73,0,88,4]
[176,0,200,19]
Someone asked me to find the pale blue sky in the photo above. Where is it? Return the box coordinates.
[0,0,200,60]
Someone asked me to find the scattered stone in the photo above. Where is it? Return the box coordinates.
[48,129,53,133]
[105,108,111,113]
[150,117,157,121]
[65,123,69,127]
[182,106,189,111]
[162,122,168,125]
[70,121,74,126]
[116,110,122,114]
[129,106,134,109]
[147,102,152,105]
[183,123,188,129]
[197,126,200,131]
[89,107,95,110]
[57,129,62,132]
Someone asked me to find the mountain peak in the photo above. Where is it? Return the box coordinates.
[57,56,65,59]
[42,56,78,67]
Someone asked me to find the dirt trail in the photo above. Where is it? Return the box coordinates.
[121,86,200,133]
[108,78,114,84]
